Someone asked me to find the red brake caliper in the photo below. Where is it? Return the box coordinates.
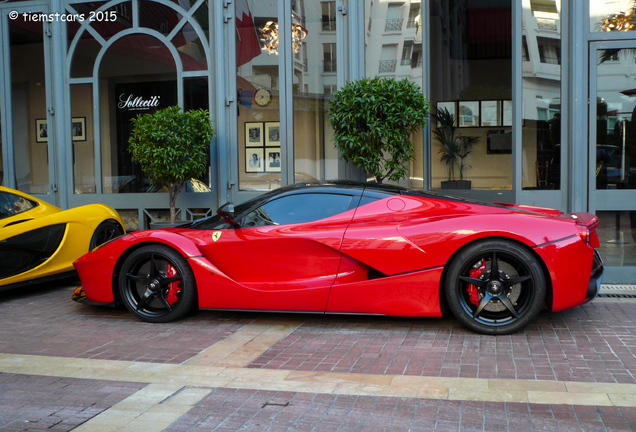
[467,260,486,306]
[165,265,181,305]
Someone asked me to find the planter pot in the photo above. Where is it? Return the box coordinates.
[149,221,190,230]
[441,180,471,190]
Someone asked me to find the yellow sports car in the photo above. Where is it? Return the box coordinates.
[0,186,125,290]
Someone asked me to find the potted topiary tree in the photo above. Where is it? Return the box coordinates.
[433,107,479,189]
[328,77,430,183]
[129,106,215,226]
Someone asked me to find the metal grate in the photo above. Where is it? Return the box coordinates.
[595,285,636,302]
[597,293,636,299]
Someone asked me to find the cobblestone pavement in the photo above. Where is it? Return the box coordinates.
[0,280,635,431]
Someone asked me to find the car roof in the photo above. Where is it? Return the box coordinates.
[272,180,408,196]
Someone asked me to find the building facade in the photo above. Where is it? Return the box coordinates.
[0,0,635,283]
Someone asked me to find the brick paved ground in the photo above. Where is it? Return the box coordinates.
[0,373,143,431]
[248,303,636,384]
[1,282,634,383]
[163,389,636,432]
[1,280,636,431]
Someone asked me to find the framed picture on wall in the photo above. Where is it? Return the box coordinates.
[72,117,86,141]
[245,122,264,147]
[458,101,480,127]
[265,148,282,172]
[245,148,264,173]
[480,101,501,127]
[436,101,456,126]
[265,122,281,146]
[35,119,48,143]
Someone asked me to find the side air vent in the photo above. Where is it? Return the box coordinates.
[3,219,33,228]
[367,268,388,280]
[0,224,66,279]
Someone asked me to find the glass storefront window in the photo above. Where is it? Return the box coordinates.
[366,0,424,188]
[99,34,178,194]
[429,0,512,190]
[237,0,281,191]
[67,0,212,196]
[596,211,636,266]
[293,2,338,183]
[10,13,49,194]
[590,0,636,33]
[595,48,636,191]
[522,0,561,190]
[71,84,95,194]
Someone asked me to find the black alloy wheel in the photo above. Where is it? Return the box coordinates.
[445,239,546,335]
[118,245,197,323]
[90,219,124,250]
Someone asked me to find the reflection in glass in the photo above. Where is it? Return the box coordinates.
[596,211,636,266]
[237,0,280,191]
[293,1,338,183]
[522,0,561,190]
[72,84,95,193]
[184,78,211,190]
[595,49,636,190]
[10,14,49,194]
[429,1,512,190]
[72,2,133,41]
[590,0,636,33]
[366,0,423,187]
[68,20,100,79]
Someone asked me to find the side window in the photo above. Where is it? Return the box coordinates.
[0,192,37,220]
[358,196,379,207]
[242,193,354,227]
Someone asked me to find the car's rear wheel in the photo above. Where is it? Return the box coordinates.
[90,219,124,250]
[445,239,546,335]
[118,245,197,323]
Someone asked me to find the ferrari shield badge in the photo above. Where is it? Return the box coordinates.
[212,231,222,242]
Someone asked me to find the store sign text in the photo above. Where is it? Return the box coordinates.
[118,94,161,111]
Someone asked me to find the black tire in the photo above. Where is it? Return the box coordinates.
[445,239,546,335]
[90,219,124,250]
[118,245,197,323]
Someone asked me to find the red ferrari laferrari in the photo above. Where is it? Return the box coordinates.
[73,182,603,334]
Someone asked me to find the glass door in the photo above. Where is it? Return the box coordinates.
[3,6,57,205]
[589,40,636,282]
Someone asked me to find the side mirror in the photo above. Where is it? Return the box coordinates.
[217,202,240,228]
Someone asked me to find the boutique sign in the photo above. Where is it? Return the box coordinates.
[117,93,161,111]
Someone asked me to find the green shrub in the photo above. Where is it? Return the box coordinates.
[328,77,430,183]
[129,106,215,224]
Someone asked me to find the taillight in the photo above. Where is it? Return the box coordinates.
[576,224,600,248]
[576,224,590,245]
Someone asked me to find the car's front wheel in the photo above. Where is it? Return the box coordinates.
[118,245,197,323]
[445,239,546,335]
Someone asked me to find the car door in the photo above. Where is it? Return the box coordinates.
[195,191,359,311]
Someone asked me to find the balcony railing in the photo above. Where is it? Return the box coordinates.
[324,60,337,72]
[322,19,336,31]
[401,58,412,66]
[378,59,397,73]
[540,55,560,65]
[385,18,404,32]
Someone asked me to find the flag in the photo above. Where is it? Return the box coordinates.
[236,0,262,67]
